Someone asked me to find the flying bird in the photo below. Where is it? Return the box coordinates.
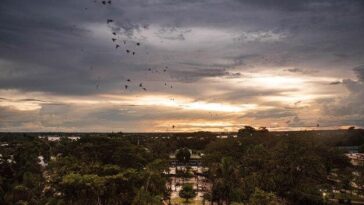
[107,19,114,24]
[112,32,116,36]
[126,50,130,53]
[115,44,120,49]
[139,83,143,87]
[127,79,131,82]
[132,52,135,55]
[124,85,128,90]
[136,42,140,46]
[112,38,116,42]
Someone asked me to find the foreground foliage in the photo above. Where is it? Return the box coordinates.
[0,129,363,205]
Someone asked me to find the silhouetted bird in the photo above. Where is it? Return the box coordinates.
[148,68,152,71]
[108,0,112,4]
[126,50,130,53]
[125,85,128,89]
[116,44,120,49]
[139,83,143,87]
[136,42,140,46]
[143,88,147,91]
[107,19,114,24]
[132,52,135,55]
[112,32,116,35]
[127,79,131,82]
[102,1,106,5]
[112,38,116,42]
[172,125,175,129]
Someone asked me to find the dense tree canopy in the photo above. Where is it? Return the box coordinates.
[0,129,363,205]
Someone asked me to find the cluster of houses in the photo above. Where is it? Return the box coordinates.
[340,146,364,166]
[38,135,80,141]
[346,153,364,166]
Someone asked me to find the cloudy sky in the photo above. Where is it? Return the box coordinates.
[1,0,364,132]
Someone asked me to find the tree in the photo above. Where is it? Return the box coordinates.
[258,127,268,132]
[176,148,191,163]
[210,157,241,204]
[132,188,162,205]
[179,184,197,203]
[359,144,364,153]
[237,126,256,137]
[348,126,355,130]
[245,188,286,205]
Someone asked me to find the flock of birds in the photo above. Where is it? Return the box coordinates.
[79,0,322,130]
[84,0,177,128]
[83,0,176,93]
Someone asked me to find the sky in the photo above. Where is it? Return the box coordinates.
[0,0,364,132]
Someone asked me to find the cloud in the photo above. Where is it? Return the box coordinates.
[319,76,364,127]
[243,108,296,119]
[284,68,318,75]
[0,0,364,130]
[329,81,342,85]
[353,65,364,81]
[169,68,244,82]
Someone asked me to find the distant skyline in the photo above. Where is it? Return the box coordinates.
[1,0,364,132]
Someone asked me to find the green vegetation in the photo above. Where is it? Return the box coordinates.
[0,129,363,205]
[176,148,191,163]
[179,184,197,202]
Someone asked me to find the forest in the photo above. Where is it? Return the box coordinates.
[0,128,364,205]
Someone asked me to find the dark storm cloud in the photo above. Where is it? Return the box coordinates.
[1,0,364,131]
[1,0,364,95]
[353,65,364,82]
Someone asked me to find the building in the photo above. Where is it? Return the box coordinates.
[346,153,364,166]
